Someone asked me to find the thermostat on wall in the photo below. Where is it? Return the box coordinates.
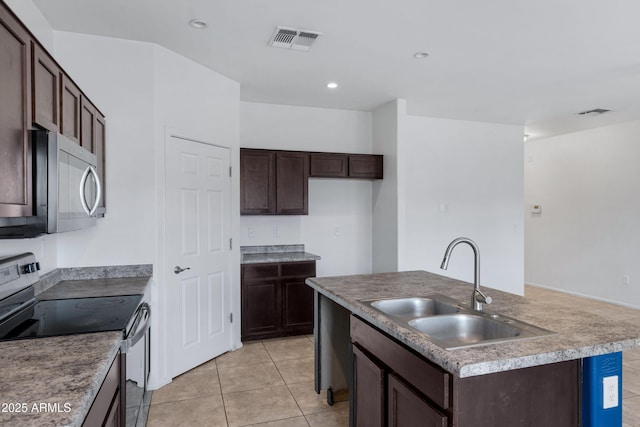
[530,204,542,213]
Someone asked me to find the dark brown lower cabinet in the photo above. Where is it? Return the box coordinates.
[242,261,316,341]
[352,345,384,427]
[351,315,580,427]
[83,351,122,427]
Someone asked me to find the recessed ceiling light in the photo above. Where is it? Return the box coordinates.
[326,82,338,89]
[189,19,208,29]
[413,52,429,59]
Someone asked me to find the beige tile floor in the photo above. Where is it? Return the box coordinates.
[148,285,640,427]
[526,285,640,427]
[147,335,348,427]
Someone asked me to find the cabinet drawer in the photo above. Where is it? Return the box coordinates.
[281,262,316,278]
[242,264,279,280]
[351,315,450,409]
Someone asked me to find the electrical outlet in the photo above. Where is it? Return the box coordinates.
[622,275,630,286]
[248,227,256,238]
[603,375,618,409]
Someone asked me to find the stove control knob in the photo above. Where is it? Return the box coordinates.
[21,262,40,274]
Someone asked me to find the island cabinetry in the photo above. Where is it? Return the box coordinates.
[240,149,309,215]
[242,261,315,340]
[350,315,580,427]
[0,5,32,217]
[83,351,123,427]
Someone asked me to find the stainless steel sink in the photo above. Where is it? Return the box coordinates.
[359,294,555,350]
[369,297,460,319]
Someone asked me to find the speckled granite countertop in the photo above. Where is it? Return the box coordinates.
[306,270,640,378]
[241,244,321,264]
[0,332,122,427]
[0,264,152,426]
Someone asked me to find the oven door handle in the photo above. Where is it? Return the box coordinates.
[121,302,150,353]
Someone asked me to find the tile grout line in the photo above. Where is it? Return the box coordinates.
[264,337,312,426]
[216,358,231,427]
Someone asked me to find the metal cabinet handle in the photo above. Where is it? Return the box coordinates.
[174,266,191,274]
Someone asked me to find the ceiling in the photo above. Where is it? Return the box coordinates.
[32,0,640,140]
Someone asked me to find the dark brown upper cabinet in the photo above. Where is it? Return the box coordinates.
[80,97,96,152]
[275,151,309,215]
[0,5,32,217]
[60,73,81,144]
[241,149,276,214]
[1,1,107,223]
[348,154,383,179]
[32,41,60,132]
[309,152,383,179]
[240,149,308,215]
[309,153,348,178]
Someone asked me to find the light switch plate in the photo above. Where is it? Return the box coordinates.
[603,375,618,409]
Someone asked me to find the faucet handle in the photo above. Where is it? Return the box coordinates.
[475,289,492,305]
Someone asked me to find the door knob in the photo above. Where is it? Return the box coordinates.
[174,266,191,274]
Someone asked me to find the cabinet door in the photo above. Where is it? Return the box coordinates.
[60,74,81,144]
[95,113,106,213]
[241,278,281,340]
[388,374,447,427]
[0,5,32,217]
[80,97,96,152]
[282,277,314,334]
[352,345,384,427]
[83,352,122,426]
[349,154,383,179]
[276,151,309,214]
[309,153,348,177]
[32,42,60,132]
[240,149,276,214]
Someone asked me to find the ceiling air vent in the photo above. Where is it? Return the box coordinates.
[269,26,322,51]
[577,108,611,116]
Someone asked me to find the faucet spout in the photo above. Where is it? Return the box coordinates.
[440,237,491,311]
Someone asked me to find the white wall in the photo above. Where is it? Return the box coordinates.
[372,100,401,273]
[52,33,156,268]
[5,0,53,50]
[525,120,640,308]
[399,113,525,294]
[239,102,374,276]
[43,31,241,388]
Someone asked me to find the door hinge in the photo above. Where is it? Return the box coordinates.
[229,166,232,177]
[229,313,233,323]
[229,238,232,250]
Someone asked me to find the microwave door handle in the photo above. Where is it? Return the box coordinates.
[88,166,102,216]
[79,166,92,216]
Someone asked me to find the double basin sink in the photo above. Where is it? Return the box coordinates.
[360,294,554,350]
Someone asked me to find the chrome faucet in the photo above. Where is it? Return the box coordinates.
[440,237,492,311]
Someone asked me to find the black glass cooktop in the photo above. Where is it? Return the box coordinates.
[0,294,142,341]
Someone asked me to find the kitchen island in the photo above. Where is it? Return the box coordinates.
[306,270,640,426]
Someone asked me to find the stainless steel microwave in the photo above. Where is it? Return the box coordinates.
[47,132,102,233]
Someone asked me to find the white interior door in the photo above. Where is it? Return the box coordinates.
[165,134,232,377]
